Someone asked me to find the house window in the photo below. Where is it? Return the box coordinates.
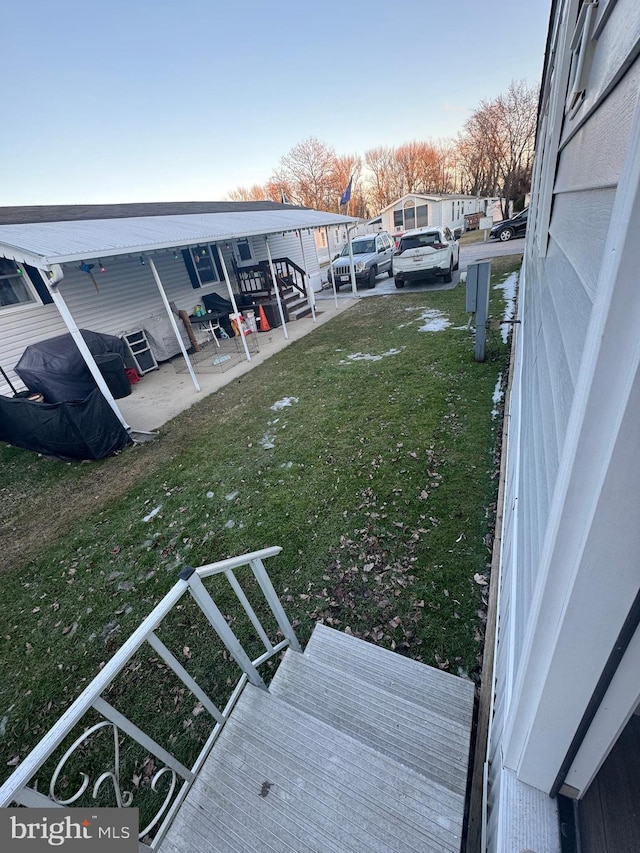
[393,210,403,229]
[235,238,253,263]
[566,1,598,116]
[404,200,415,230]
[0,259,36,310]
[190,245,222,286]
[452,202,455,219]
[416,204,428,228]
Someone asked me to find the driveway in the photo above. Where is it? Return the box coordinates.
[316,237,524,299]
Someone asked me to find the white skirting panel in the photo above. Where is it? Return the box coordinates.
[488,766,560,853]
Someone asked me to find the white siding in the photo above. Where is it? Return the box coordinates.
[487,2,640,848]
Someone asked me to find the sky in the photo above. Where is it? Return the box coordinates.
[3,0,551,206]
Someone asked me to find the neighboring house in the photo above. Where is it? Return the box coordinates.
[314,219,382,269]
[481,1,640,851]
[378,193,499,239]
[0,201,356,414]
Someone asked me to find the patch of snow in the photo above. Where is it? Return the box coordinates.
[418,309,451,332]
[494,271,518,342]
[280,461,293,468]
[224,520,236,529]
[143,505,162,522]
[491,373,504,419]
[259,433,275,449]
[225,491,239,501]
[271,397,298,411]
[340,348,402,364]
[206,491,214,499]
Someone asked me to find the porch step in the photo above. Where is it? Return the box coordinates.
[159,625,475,853]
[160,684,464,853]
[270,643,471,795]
[305,623,474,727]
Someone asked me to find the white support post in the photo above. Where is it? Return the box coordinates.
[298,229,316,322]
[217,247,252,362]
[147,257,200,392]
[347,226,359,298]
[265,237,289,339]
[47,286,130,430]
[325,226,338,307]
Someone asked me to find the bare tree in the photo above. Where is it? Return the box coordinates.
[227,184,270,202]
[458,80,538,215]
[364,146,404,211]
[272,137,338,210]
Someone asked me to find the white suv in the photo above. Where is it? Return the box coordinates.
[393,226,459,288]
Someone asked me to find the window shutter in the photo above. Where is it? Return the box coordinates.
[24,264,53,305]
[182,249,200,289]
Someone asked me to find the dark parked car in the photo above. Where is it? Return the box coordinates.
[490,208,528,241]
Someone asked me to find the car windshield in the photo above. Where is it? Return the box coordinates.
[399,232,441,251]
[340,240,375,256]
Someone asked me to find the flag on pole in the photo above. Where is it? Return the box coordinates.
[281,189,290,205]
[340,177,353,206]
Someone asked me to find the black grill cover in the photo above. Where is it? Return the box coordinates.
[0,389,131,460]
[15,330,128,403]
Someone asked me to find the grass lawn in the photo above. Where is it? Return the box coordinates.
[0,257,518,793]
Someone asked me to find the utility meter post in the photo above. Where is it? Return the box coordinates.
[466,261,491,362]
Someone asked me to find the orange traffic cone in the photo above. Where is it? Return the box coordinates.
[258,303,271,332]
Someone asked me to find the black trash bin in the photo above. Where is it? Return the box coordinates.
[94,353,131,399]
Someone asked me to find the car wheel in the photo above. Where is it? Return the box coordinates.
[395,279,405,289]
[387,262,394,278]
[453,253,459,271]
[499,227,514,241]
[443,261,453,284]
[368,266,377,289]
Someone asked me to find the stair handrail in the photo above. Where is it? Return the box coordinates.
[0,546,299,849]
[237,257,307,299]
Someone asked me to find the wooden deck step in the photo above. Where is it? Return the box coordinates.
[304,623,475,727]
[160,684,464,853]
[270,645,471,796]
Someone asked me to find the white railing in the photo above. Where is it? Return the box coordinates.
[0,547,301,850]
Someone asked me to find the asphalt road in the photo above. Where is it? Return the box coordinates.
[316,236,524,299]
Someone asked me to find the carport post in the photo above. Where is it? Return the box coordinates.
[265,237,289,339]
[298,230,316,322]
[147,257,200,392]
[217,249,252,362]
[325,226,338,307]
[346,225,359,298]
[47,285,130,430]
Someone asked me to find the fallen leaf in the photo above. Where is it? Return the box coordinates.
[473,573,488,586]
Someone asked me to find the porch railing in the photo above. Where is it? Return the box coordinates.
[0,547,300,850]
[237,257,307,300]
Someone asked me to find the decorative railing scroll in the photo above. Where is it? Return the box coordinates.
[0,546,300,850]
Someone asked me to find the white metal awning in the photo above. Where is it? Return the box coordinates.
[0,209,357,269]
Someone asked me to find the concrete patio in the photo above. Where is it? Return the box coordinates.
[117,294,358,433]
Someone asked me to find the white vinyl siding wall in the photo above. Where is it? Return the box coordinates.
[487,1,640,847]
